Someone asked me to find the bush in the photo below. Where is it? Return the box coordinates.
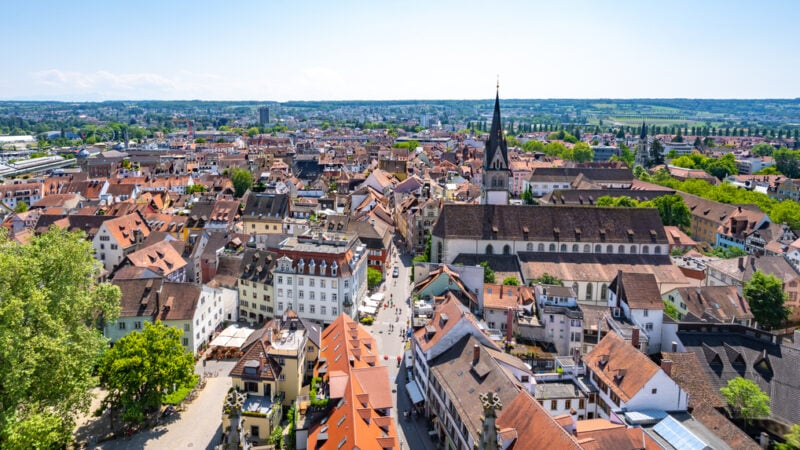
[163,377,199,405]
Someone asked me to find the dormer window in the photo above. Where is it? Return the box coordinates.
[331,261,338,277]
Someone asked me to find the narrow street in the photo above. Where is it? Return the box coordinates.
[370,247,438,450]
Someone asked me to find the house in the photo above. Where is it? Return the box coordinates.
[607,272,665,354]
[105,277,163,343]
[676,326,800,433]
[0,181,44,210]
[662,286,753,326]
[157,282,213,354]
[715,205,772,253]
[705,255,800,321]
[237,249,277,324]
[271,230,368,324]
[663,226,697,253]
[305,314,398,450]
[524,167,633,197]
[413,264,482,312]
[206,199,240,231]
[411,296,500,409]
[583,333,688,420]
[92,211,152,273]
[677,192,755,244]
[324,215,393,276]
[242,193,290,235]
[532,284,584,356]
[121,239,187,282]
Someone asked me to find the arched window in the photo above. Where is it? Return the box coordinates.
[561,244,567,252]
[572,244,579,252]
[527,243,533,251]
[538,243,545,252]
[630,245,637,254]
[642,245,649,254]
[607,244,614,253]
[486,244,494,255]
[503,244,511,255]
[549,243,556,252]
[600,283,607,300]
[584,244,590,253]
[585,283,593,300]
[595,244,601,253]
[436,242,443,263]
[654,246,662,254]
[572,283,579,298]
[618,245,625,254]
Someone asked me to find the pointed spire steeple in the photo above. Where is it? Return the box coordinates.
[640,120,647,139]
[485,84,507,170]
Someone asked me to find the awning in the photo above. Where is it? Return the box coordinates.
[406,380,424,404]
[358,305,377,315]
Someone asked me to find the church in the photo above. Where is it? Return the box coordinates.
[482,85,511,205]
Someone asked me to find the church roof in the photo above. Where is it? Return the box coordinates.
[485,88,509,171]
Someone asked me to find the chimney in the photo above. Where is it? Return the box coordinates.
[671,341,678,352]
[661,359,673,377]
[631,327,640,350]
[738,257,745,271]
[506,308,514,344]
[473,344,480,365]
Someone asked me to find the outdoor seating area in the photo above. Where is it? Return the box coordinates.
[205,325,255,360]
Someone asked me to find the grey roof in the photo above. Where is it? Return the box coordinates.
[243,193,290,219]
[541,189,674,206]
[678,330,800,426]
[433,204,668,244]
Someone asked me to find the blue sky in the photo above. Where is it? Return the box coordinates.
[1,0,798,101]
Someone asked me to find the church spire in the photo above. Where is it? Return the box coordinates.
[486,84,507,170]
[640,120,647,139]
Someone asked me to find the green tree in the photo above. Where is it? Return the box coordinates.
[704,153,738,179]
[185,184,208,195]
[530,273,563,286]
[619,144,635,167]
[522,185,534,205]
[194,137,206,144]
[543,141,567,157]
[571,142,594,163]
[596,195,639,207]
[98,321,196,426]
[744,271,789,330]
[751,143,775,157]
[720,377,771,427]
[670,155,697,169]
[523,140,544,153]
[0,229,121,448]
[367,267,382,289]
[230,168,253,198]
[776,423,800,450]
[269,425,284,449]
[247,127,260,137]
[755,166,780,175]
[502,276,520,286]
[13,201,28,213]
[663,301,680,320]
[775,148,800,178]
[480,261,495,284]
[641,194,692,230]
[649,139,665,166]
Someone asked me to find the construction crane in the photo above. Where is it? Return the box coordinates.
[171,118,194,140]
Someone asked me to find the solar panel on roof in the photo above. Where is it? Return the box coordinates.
[653,416,709,450]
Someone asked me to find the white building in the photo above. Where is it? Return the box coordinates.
[272,230,367,325]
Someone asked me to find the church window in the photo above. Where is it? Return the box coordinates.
[572,244,579,253]
[642,245,649,254]
[503,244,511,255]
[486,244,494,255]
[630,245,637,254]
[549,244,556,252]
[586,284,593,300]
[538,243,545,252]
[595,244,601,253]
[560,244,567,252]
[607,245,614,253]
[584,244,590,253]
[526,243,533,251]
[654,246,662,254]
[618,245,625,254]
[600,284,608,300]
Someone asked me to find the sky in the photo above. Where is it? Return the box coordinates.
[1,0,799,101]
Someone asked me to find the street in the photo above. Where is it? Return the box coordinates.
[371,248,438,450]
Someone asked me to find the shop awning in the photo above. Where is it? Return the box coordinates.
[406,380,424,404]
[358,305,377,315]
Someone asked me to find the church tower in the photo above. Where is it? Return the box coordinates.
[635,120,648,167]
[482,84,511,205]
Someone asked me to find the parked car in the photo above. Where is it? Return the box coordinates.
[392,267,400,278]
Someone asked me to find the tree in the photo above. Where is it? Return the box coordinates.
[530,273,563,286]
[479,261,495,284]
[522,139,544,153]
[230,168,253,198]
[704,153,737,179]
[720,377,771,427]
[571,142,594,163]
[247,127,260,137]
[744,271,789,330]
[641,194,691,230]
[775,148,800,178]
[648,139,665,166]
[522,186,534,205]
[618,144,635,167]
[194,137,206,144]
[0,229,121,448]
[776,423,800,450]
[367,267,382,289]
[502,277,520,286]
[751,143,775,157]
[99,321,196,426]
[13,201,28,213]
[185,184,207,195]
[663,301,680,320]
[596,195,639,207]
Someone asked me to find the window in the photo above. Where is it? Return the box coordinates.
[585,283,593,300]
[298,291,304,299]
[527,243,533,251]
[332,294,337,302]
[99,243,105,250]
[538,243,545,252]
[579,399,585,409]
[600,284,607,301]
[183,323,190,331]
[332,307,338,315]
[321,293,326,301]
[503,244,511,255]
[643,309,649,317]
[654,246,662,254]
[630,245,637,254]
[551,400,558,410]
[344,280,349,289]
[486,244,494,255]
[618,245,625,254]
[565,399,571,409]
[607,244,613,253]
[583,244,590,253]
[321,306,327,315]
[99,235,110,241]
[310,305,316,314]
[309,279,315,287]
[642,245,649,254]
[279,374,286,381]
[645,322,654,331]
[287,277,292,284]
[549,243,556,252]
[321,280,326,288]
[651,388,658,394]
[118,322,126,330]
[572,244,578,252]
[278,302,283,311]
[309,291,315,300]
[595,244,601,253]
[110,244,118,250]
[560,243,567,252]
[299,304,304,312]
[278,276,283,284]
[251,425,260,438]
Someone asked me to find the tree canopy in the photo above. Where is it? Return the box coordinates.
[480,261,496,284]
[530,273,563,286]
[230,168,253,198]
[669,152,738,180]
[367,267,382,289]
[720,377,771,426]
[98,321,196,426]
[502,276,520,286]
[0,229,121,449]
[744,271,789,330]
[595,194,691,231]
